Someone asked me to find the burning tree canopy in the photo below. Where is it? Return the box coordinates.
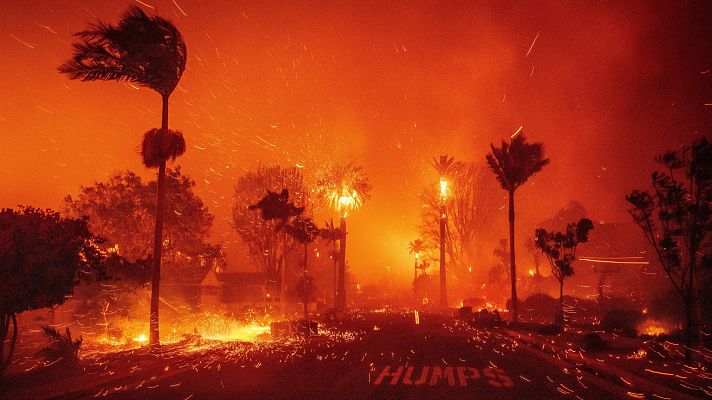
[315,161,371,309]
[315,162,371,218]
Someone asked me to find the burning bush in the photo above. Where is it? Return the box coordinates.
[637,319,676,339]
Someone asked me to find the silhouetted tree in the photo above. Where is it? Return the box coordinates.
[249,189,305,312]
[319,219,343,307]
[525,238,542,277]
[486,132,550,323]
[490,238,510,284]
[534,218,594,326]
[315,162,371,309]
[0,207,103,374]
[59,6,188,346]
[233,166,308,286]
[285,216,320,324]
[627,137,712,359]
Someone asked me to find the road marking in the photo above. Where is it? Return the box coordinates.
[373,365,514,387]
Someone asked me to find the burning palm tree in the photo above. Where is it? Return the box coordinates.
[316,162,371,309]
[59,6,187,346]
[408,239,426,281]
[431,155,461,308]
[486,132,549,323]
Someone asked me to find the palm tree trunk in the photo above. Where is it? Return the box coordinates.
[303,243,309,332]
[685,256,696,361]
[439,205,448,308]
[333,241,337,309]
[281,231,287,315]
[558,280,564,326]
[149,94,169,347]
[337,217,347,309]
[509,190,518,323]
[0,313,17,373]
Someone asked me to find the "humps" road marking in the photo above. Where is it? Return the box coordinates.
[373,366,514,387]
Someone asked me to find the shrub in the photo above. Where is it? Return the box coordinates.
[601,309,643,337]
[582,332,607,351]
[36,326,82,365]
[538,324,562,335]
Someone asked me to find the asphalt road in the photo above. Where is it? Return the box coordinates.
[15,310,621,400]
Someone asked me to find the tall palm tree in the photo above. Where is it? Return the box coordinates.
[59,6,187,346]
[319,219,343,308]
[315,162,371,310]
[486,133,549,323]
[431,155,462,309]
[408,239,426,281]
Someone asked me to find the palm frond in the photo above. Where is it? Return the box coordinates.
[59,5,186,96]
[140,128,186,168]
[431,155,462,178]
[486,132,549,191]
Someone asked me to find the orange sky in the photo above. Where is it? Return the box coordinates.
[1,1,710,284]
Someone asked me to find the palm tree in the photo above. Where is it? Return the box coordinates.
[408,239,426,281]
[431,155,462,308]
[59,6,187,346]
[486,133,549,323]
[285,216,320,329]
[315,162,371,310]
[249,189,305,314]
[319,219,343,308]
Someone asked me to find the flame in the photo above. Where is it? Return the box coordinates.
[637,319,671,337]
[88,312,273,351]
[528,269,535,277]
[132,333,148,344]
[439,177,448,200]
[328,186,362,217]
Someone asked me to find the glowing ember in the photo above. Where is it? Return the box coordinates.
[204,322,272,342]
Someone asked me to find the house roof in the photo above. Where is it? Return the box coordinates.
[201,269,264,287]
